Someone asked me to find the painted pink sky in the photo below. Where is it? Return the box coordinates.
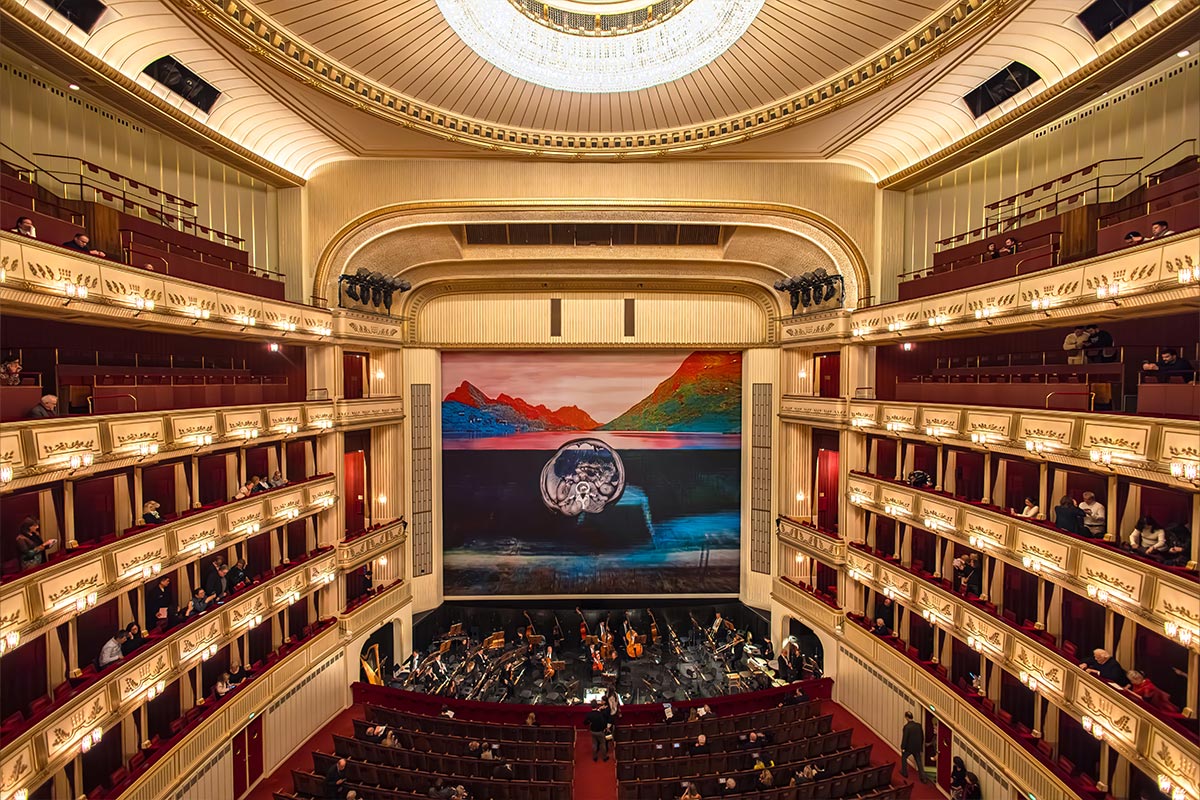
[442,351,692,423]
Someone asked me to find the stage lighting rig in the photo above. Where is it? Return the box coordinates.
[773,268,845,313]
[338,268,412,315]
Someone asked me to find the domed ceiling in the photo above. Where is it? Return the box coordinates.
[248,0,949,133]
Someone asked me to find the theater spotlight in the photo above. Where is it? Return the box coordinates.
[338,269,412,315]
[774,269,845,313]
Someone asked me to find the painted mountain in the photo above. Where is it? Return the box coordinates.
[443,380,600,436]
[600,351,742,433]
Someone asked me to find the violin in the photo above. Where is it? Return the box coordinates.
[646,608,660,645]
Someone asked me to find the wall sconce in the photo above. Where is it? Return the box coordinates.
[970,431,997,447]
[80,727,102,753]
[136,442,160,460]
[1089,449,1115,468]
[850,492,869,506]
[1030,297,1055,313]
[377,494,388,506]
[138,563,162,580]
[1021,555,1044,573]
[277,507,301,521]
[1169,461,1199,484]
[797,369,807,380]
[923,516,952,533]
[887,321,907,332]
[245,613,263,629]
[275,320,297,333]
[1085,584,1120,605]
[62,280,89,304]
[926,314,949,328]
[234,314,257,328]
[268,342,280,353]
[884,421,909,433]
[973,307,998,322]
[311,419,334,430]
[68,452,95,472]
[186,306,211,322]
[924,425,953,440]
[73,592,98,614]
[1178,267,1198,284]
[1018,670,1039,692]
[883,503,910,517]
[847,567,865,583]
[201,643,218,661]
[192,433,214,448]
[0,464,12,483]
[1095,284,1121,302]
[882,586,898,600]
[968,533,994,550]
[901,342,914,351]
[966,635,987,653]
[1164,620,1196,648]
[0,630,20,655]
[1158,775,1188,800]
[850,417,874,428]
[1024,438,1056,457]
[129,294,155,315]
[277,423,299,436]
[238,428,260,441]
[374,369,386,381]
[1080,715,1107,741]
[852,327,870,337]
[313,325,333,337]
[378,556,388,567]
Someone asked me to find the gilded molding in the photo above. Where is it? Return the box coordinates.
[167,0,1000,159]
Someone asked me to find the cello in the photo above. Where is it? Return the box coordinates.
[646,609,660,645]
[522,611,537,641]
[576,606,589,640]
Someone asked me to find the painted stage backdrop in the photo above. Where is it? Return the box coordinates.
[441,350,742,596]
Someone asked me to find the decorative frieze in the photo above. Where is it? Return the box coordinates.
[305,404,335,428]
[1073,683,1138,748]
[960,512,1010,550]
[1010,644,1064,696]
[222,409,263,435]
[44,694,107,760]
[113,535,168,580]
[1080,420,1150,460]
[960,611,1005,654]
[1077,552,1144,605]
[170,412,219,444]
[1017,416,1073,449]
[176,620,222,662]
[0,742,35,797]
[918,499,958,532]
[106,418,166,455]
[39,559,104,614]
[334,397,406,423]
[879,487,914,517]
[175,516,221,555]
[0,590,30,633]
[307,481,338,506]
[0,431,27,471]
[881,406,918,431]
[1147,730,1199,800]
[919,407,961,433]
[269,490,305,519]
[30,424,100,467]
[877,567,912,600]
[266,406,304,431]
[1014,529,1070,572]
[337,522,407,570]
[963,411,1013,441]
[117,651,172,703]
[226,592,268,631]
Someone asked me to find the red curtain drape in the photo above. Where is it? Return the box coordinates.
[0,635,47,719]
[197,454,228,506]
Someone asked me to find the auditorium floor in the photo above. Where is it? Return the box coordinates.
[247,699,947,800]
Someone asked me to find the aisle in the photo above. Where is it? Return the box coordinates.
[826,701,946,800]
[245,704,361,800]
[573,727,618,800]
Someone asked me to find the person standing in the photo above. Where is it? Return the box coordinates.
[585,702,609,762]
[899,711,928,783]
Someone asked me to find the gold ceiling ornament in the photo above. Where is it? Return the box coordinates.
[507,0,696,36]
[166,0,1002,158]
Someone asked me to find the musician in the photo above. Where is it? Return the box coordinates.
[712,612,728,643]
[777,640,799,682]
[427,654,447,687]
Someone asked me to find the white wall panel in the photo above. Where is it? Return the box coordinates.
[172,744,233,800]
[955,737,1014,800]
[835,644,922,755]
[263,651,347,772]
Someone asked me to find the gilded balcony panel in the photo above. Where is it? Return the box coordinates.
[338,521,407,572]
[778,396,847,424]
[0,560,339,790]
[846,474,1200,635]
[333,397,406,427]
[0,234,333,338]
[340,579,414,640]
[0,477,338,648]
[776,518,845,565]
[769,577,843,634]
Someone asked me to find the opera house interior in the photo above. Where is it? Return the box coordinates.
[1,0,1198,799]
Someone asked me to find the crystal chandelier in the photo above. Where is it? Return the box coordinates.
[436,0,765,94]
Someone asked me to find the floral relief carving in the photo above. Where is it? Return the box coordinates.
[46,575,101,605]
[1022,426,1067,442]
[1076,687,1134,735]
[48,696,106,749]
[1083,568,1136,595]
[40,439,96,457]
[2,747,32,788]
[1018,541,1062,564]
[1162,600,1200,624]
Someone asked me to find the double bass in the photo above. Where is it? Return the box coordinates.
[646,609,660,645]
[576,607,589,641]
[624,614,644,659]
[598,620,616,662]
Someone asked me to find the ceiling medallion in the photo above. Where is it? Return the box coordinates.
[437,0,765,93]
[509,0,695,37]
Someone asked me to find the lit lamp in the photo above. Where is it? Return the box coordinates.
[1170,460,1199,485]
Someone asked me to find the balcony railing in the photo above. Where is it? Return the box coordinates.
[844,472,1200,626]
[0,475,338,647]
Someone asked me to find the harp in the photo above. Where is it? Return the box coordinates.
[360,643,385,686]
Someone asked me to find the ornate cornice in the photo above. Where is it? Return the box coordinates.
[167,0,1004,159]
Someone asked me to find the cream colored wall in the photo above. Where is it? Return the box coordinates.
[903,55,1200,271]
[402,348,442,613]
[416,290,769,347]
[741,347,779,610]
[0,49,279,272]
[301,159,880,298]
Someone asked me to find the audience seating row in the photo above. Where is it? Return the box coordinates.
[364,704,575,746]
[618,763,896,800]
[312,751,571,800]
[620,737,865,784]
[616,700,819,742]
[620,714,834,758]
[336,734,571,783]
[350,719,565,763]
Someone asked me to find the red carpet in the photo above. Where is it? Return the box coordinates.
[826,701,945,800]
[245,704,362,800]
[573,727,618,800]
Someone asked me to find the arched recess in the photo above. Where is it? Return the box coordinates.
[311,200,871,313]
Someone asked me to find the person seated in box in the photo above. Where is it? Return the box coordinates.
[1142,350,1194,379]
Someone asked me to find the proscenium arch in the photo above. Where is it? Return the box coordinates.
[311,200,871,310]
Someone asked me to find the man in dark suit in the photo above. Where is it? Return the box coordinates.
[899,711,928,783]
[145,576,174,626]
[324,757,348,798]
[205,564,231,600]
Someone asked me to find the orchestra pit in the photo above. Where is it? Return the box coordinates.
[0,1,1197,800]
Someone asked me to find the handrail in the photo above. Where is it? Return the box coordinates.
[984,157,1139,210]
[902,232,1060,280]
[33,152,197,209]
[1106,138,1198,199]
[1044,390,1094,410]
[1097,178,1200,228]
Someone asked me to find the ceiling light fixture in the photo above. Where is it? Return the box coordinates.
[436,0,765,94]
